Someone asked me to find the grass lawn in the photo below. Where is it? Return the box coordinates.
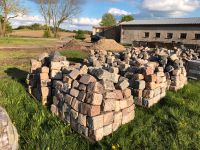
[0,37,58,46]
[0,49,200,149]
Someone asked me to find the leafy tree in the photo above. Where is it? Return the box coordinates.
[120,15,134,23]
[0,0,26,37]
[100,13,116,27]
[0,15,12,35]
[75,30,85,40]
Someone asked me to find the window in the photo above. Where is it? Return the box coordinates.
[195,34,200,40]
[167,33,173,39]
[144,32,149,38]
[180,33,187,39]
[156,33,160,38]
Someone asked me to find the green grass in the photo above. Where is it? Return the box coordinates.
[0,49,200,149]
[0,37,57,46]
[60,50,89,63]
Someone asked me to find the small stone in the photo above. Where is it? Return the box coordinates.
[78,113,87,126]
[116,79,129,90]
[68,69,80,80]
[87,82,104,94]
[71,98,81,111]
[103,124,113,136]
[64,94,73,105]
[102,99,115,111]
[89,127,104,141]
[79,74,96,85]
[72,80,79,88]
[104,92,116,99]
[40,67,49,73]
[70,88,79,97]
[77,91,86,102]
[40,73,49,80]
[122,88,132,99]
[78,84,87,91]
[87,115,104,130]
[86,93,103,105]
[113,90,123,100]
[103,112,114,126]
[51,62,62,70]
[80,65,88,75]
[101,80,115,91]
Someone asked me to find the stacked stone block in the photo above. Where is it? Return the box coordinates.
[51,67,135,142]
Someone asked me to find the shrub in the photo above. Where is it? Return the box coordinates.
[75,30,86,40]
[43,30,51,38]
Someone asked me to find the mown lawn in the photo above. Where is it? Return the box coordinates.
[0,49,200,149]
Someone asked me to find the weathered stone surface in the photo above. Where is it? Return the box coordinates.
[103,124,113,136]
[87,82,104,94]
[103,112,114,126]
[122,88,132,98]
[77,91,86,102]
[101,80,115,91]
[68,69,80,80]
[116,79,129,90]
[102,99,115,111]
[87,115,104,130]
[79,74,96,85]
[89,128,104,141]
[78,113,87,126]
[70,88,79,98]
[86,93,103,105]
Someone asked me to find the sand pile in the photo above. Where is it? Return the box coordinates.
[91,39,126,52]
[63,39,88,51]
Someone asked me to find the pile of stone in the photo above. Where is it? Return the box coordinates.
[27,52,135,142]
[27,52,70,105]
[0,107,18,150]
[127,66,168,108]
[51,67,134,142]
[86,47,188,107]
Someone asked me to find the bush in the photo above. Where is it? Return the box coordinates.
[75,30,86,40]
[43,30,51,38]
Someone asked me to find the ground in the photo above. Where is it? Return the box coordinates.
[0,47,200,149]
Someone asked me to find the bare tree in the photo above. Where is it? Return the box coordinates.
[37,0,52,37]
[51,0,82,37]
[0,0,26,37]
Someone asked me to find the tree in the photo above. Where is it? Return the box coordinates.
[75,30,85,40]
[0,0,26,37]
[100,13,116,27]
[35,0,83,38]
[0,15,12,35]
[37,0,52,37]
[120,15,134,23]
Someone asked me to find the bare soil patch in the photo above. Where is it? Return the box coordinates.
[91,39,126,52]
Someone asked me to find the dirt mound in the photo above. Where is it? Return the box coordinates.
[62,39,88,51]
[91,39,126,51]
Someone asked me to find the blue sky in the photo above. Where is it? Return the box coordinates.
[11,0,200,30]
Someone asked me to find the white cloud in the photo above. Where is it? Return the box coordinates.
[108,8,131,16]
[10,14,101,30]
[142,0,200,17]
[72,17,101,25]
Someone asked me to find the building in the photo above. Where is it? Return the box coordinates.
[93,18,200,47]
[120,18,200,46]
[92,25,121,42]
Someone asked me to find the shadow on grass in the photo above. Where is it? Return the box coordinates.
[4,67,28,85]
[67,57,84,63]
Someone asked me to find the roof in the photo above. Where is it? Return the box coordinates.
[93,26,115,29]
[120,18,200,25]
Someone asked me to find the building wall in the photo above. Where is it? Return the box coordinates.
[102,26,121,42]
[120,25,200,45]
